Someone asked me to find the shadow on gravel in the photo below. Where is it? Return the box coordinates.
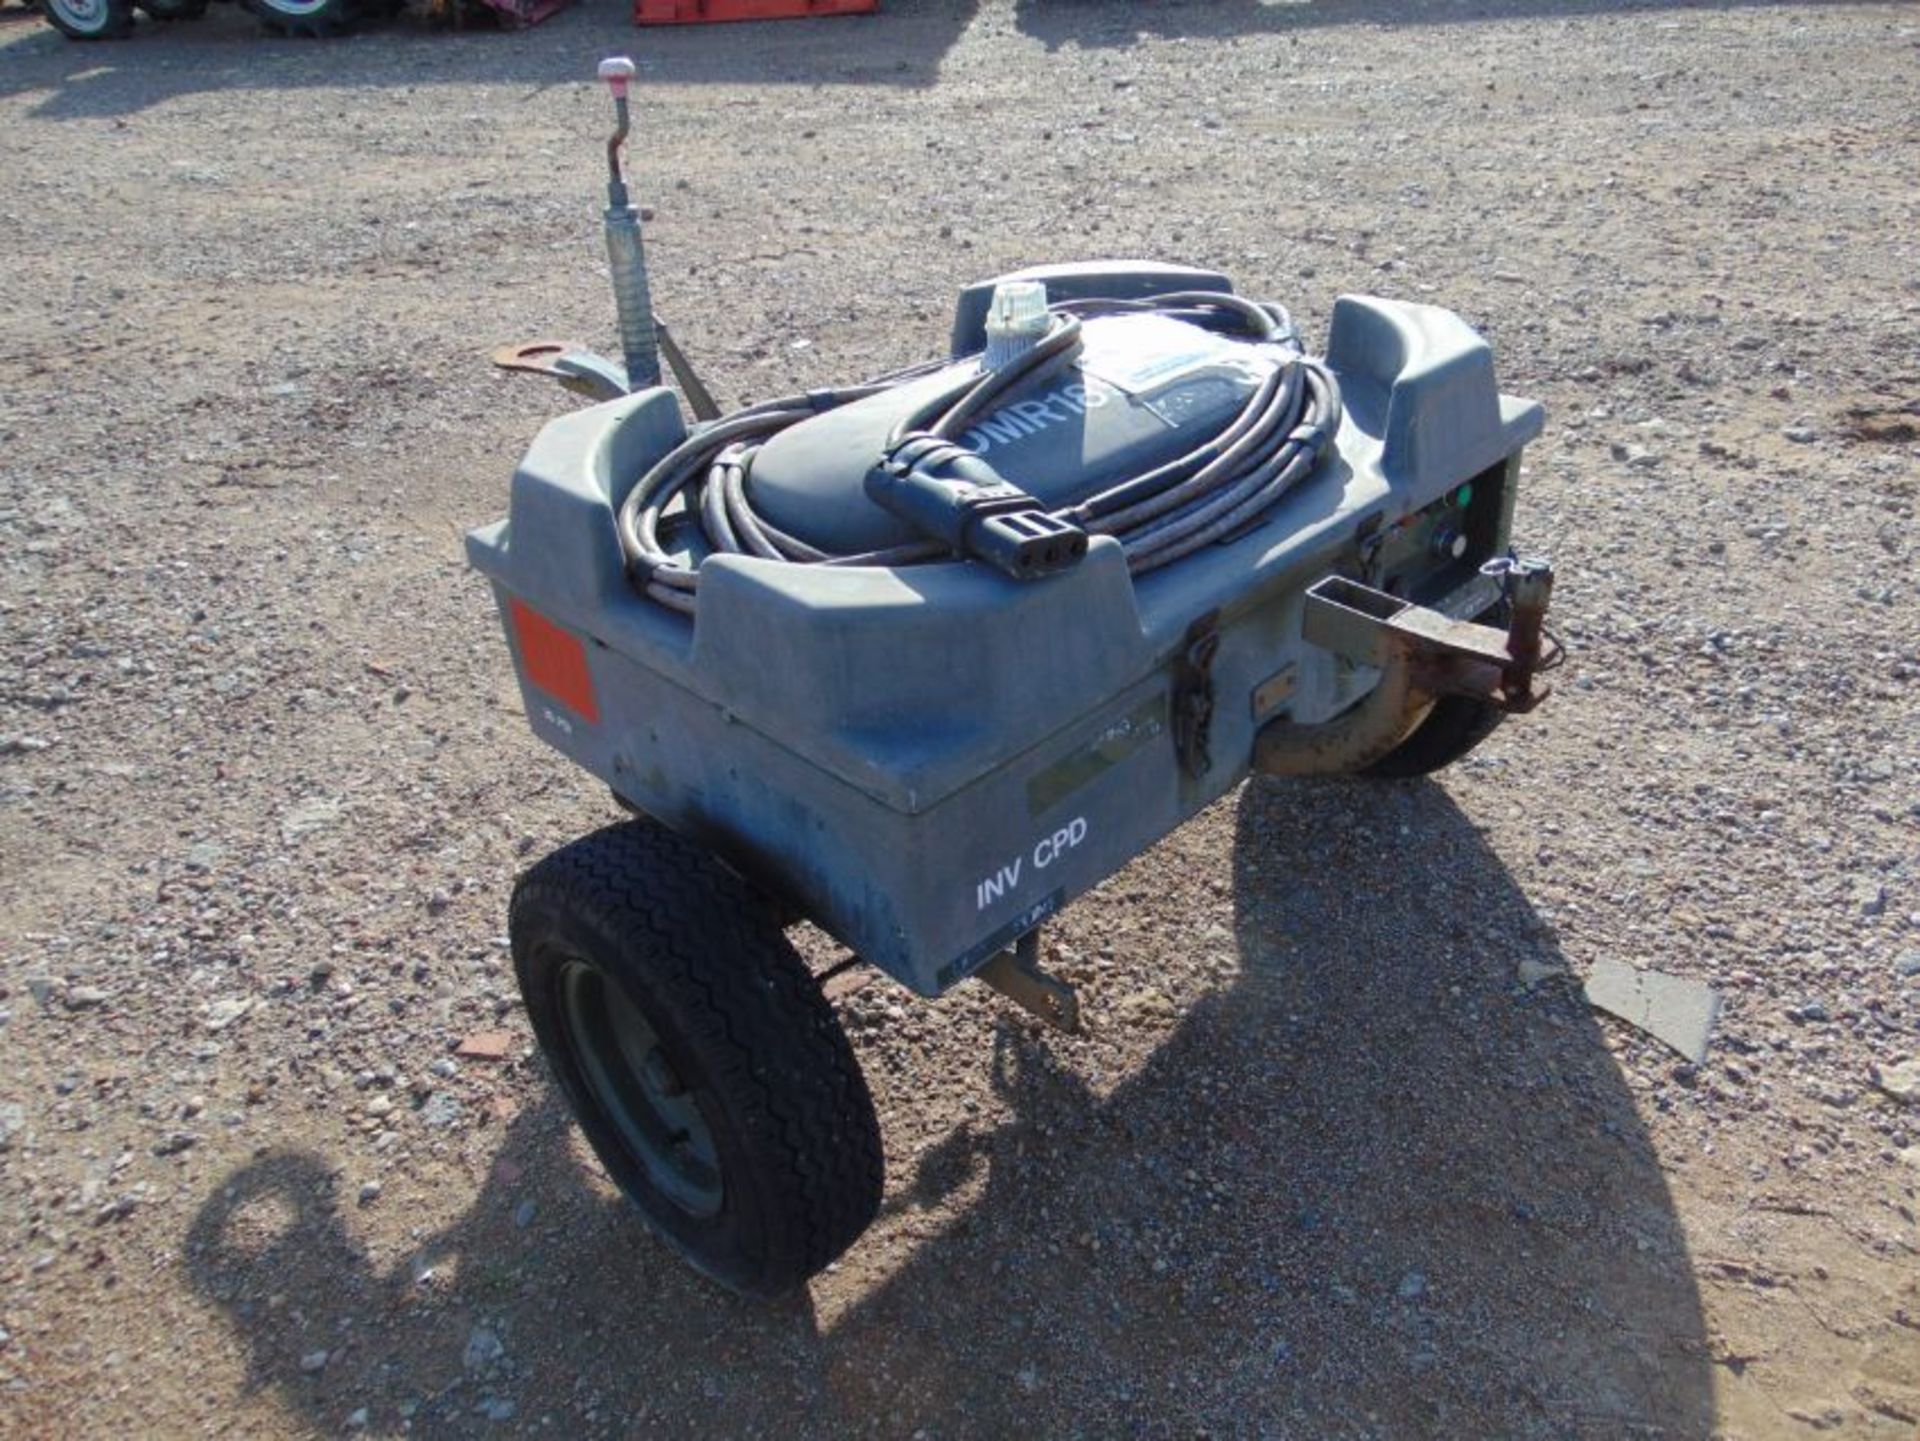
[1,0,1867,118]
[1012,0,1872,51]
[0,1,973,118]
[186,777,1712,1436]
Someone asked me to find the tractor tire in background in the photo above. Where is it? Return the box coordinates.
[42,0,133,38]
[509,821,884,1298]
[137,0,209,17]
[244,0,358,35]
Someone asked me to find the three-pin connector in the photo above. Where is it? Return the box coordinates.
[865,435,1089,581]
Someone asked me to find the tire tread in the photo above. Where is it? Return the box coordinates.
[510,822,882,1295]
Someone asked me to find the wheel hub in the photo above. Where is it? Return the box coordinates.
[557,960,722,1218]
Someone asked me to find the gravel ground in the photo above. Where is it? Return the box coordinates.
[3,1,1918,1436]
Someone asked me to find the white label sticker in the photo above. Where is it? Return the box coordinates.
[1078,313,1270,397]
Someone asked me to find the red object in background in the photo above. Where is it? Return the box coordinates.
[635,0,876,23]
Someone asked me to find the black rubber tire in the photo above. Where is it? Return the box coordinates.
[243,0,356,35]
[609,790,806,928]
[41,0,133,38]
[137,0,209,18]
[1359,695,1505,779]
[1358,600,1511,779]
[510,821,883,1298]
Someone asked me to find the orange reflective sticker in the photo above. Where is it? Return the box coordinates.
[509,599,599,723]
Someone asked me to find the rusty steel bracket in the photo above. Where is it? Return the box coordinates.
[977,931,1081,1033]
[1301,566,1557,714]
[1170,610,1221,780]
[491,340,631,403]
[1255,563,1558,778]
[491,338,584,377]
[492,321,719,420]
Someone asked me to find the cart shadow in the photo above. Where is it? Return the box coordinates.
[184,776,1713,1436]
[183,1107,839,1436]
[821,775,1715,1435]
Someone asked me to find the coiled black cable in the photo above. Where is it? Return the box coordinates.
[615,293,1342,615]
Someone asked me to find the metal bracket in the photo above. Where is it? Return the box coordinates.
[1170,610,1221,780]
[1254,565,1560,778]
[976,931,1081,1033]
[491,341,631,403]
[1301,567,1559,714]
[492,316,719,421]
[654,319,721,422]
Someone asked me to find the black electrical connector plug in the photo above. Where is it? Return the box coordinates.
[865,435,1089,581]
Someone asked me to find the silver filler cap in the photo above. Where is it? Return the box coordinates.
[982,280,1051,369]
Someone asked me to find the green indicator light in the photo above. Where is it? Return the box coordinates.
[1453,483,1474,508]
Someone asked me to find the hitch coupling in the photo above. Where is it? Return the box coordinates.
[1255,558,1557,777]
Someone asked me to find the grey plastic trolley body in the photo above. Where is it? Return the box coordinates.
[467,292,1542,998]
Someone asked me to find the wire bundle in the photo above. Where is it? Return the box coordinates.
[616,293,1342,615]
